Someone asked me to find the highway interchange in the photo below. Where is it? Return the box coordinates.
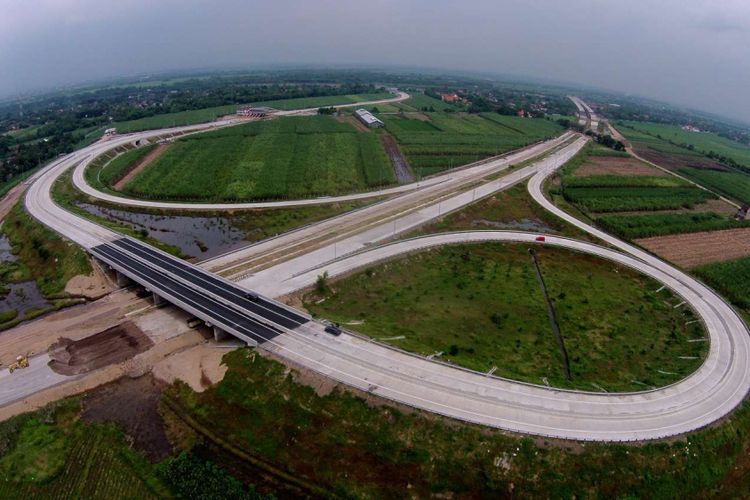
[11,93,750,441]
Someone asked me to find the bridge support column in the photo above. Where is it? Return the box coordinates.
[115,271,131,287]
[152,293,166,307]
[212,326,229,342]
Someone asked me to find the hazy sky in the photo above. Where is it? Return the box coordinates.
[2,0,750,122]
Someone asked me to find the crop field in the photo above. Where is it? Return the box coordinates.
[571,155,668,177]
[563,175,687,188]
[112,105,237,133]
[97,144,156,187]
[382,112,563,177]
[250,92,393,110]
[678,167,750,204]
[122,115,395,201]
[0,402,168,498]
[562,186,714,212]
[695,256,750,310]
[596,212,750,239]
[636,227,750,268]
[619,121,750,168]
[306,243,705,391]
[400,93,457,111]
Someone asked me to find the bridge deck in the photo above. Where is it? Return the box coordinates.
[91,238,308,344]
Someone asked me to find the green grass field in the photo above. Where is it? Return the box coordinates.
[382,112,564,177]
[306,243,705,391]
[250,92,393,110]
[596,212,750,239]
[678,167,750,204]
[121,115,394,201]
[695,256,750,311]
[619,121,750,168]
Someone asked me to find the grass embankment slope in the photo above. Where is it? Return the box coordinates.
[120,115,394,202]
[163,348,750,497]
[306,242,705,391]
[381,111,564,177]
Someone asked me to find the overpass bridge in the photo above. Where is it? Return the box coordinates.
[91,237,309,345]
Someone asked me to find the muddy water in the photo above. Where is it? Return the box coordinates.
[75,203,250,259]
[0,281,50,317]
[0,234,17,262]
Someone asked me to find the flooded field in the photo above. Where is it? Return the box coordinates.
[0,281,50,318]
[75,203,251,259]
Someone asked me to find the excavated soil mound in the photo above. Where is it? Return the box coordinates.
[48,321,153,375]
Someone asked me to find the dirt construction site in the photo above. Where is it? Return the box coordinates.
[0,283,232,422]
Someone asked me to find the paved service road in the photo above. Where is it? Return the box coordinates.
[18,90,750,441]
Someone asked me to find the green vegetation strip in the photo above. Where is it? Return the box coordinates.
[305,243,705,391]
[121,116,395,201]
[562,186,714,212]
[596,212,750,239]
[562,175,687,188]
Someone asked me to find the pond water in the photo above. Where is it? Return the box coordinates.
[75,203,251,259]
[0,234,17,262]
[0,281,50,318]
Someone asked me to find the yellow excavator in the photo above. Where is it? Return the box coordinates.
[8,355,29,373]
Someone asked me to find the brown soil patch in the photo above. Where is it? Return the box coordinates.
[152,341,228,392]
[64,262,113,299]
[48,321,154,375]
[573,156,668,177]
[633,148,729,172]
[81,374,172,461]
[0,183,25,221]
[380,133,414,183]
[113,143,169,190]
[636,227,750,267]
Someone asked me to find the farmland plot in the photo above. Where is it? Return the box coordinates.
[382,112,564,177]
[121,115,395,201]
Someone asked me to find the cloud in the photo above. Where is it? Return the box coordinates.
[1,0,749,122]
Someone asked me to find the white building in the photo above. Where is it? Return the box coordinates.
[354,108,384,128]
